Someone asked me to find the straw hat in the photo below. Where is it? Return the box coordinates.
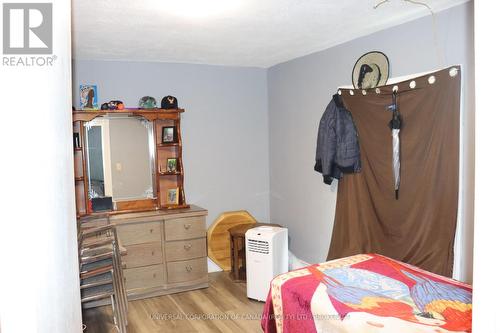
[352,51,390,89]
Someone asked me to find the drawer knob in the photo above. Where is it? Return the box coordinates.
[185,265,193,272]
[150,229,154,234]
[153,273,156,278]
[184,224,191,230]
[151,251,155,256]
[184,244,192,250]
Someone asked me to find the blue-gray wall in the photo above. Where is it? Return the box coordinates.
[72,61,270,229]
[267,2,474,282]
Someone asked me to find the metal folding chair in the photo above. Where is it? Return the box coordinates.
[79,224,128,332]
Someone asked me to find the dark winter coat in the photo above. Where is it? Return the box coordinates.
[314,94,361,185]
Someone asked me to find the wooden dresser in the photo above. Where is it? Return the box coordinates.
[80,205,208,305]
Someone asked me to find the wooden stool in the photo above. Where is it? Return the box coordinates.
[228,223,281,282]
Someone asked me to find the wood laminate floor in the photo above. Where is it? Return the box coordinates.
[83,272,265,333]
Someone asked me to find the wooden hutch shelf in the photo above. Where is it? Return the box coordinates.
[73,108,185,122]
[72,108,189,216]
[157,143,180,147]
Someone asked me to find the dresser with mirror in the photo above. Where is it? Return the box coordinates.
[73,108,208,305]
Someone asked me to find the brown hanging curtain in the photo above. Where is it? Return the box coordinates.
[327,66,461,277]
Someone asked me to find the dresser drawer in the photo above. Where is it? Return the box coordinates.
[124,264,164,290]
[167,257,207,283]
[164,217,205,241]
[165,237,207,262]
[117,221,162,245]
[121,242,163,269]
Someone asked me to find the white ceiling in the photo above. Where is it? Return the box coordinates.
[72,0,468,68]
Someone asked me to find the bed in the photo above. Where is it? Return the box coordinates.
[261,254,472,333]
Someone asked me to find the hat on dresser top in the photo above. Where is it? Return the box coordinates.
[161,95,178,109]
[139,96,157,109]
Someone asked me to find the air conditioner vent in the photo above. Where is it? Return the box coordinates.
[247,239,269,254]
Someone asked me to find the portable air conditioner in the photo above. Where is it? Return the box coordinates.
[246,226,288,301]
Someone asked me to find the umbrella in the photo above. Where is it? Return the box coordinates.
[387,91,402,199]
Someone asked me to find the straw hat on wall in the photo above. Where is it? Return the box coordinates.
[352,51,390,89]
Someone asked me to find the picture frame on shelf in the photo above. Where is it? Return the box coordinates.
[167,158,178,173]
[167,188,179,205]
[161,126,177,143]
[79,84,99,110]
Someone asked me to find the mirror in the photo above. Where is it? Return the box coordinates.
[85,115,156,207]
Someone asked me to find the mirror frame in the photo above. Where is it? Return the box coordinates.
[84,114,157,205]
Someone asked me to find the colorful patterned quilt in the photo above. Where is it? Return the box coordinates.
[262,254,472,333]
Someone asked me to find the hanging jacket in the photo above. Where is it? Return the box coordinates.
[314,94,361,185]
